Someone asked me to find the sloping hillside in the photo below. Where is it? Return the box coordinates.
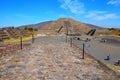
[94,29,112,36]
[109,28,120,36]
[19,21,53,29]
[85,23,104,29]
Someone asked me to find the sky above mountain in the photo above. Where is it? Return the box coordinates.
[0,0,120,28]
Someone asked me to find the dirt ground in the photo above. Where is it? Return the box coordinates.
[0,42,118,80]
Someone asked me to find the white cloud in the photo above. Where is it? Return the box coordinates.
[107,0,120,5]
[58,0,119,21]
[86,11,118,20]
[59,0,85,14]
[95,14,118,20]
[86,11,106,18]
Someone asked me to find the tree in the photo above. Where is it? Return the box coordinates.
[2,28,6,30]
[28,28,33,31]
[11,26,14,29]
[34,29,38,31]
[16,27,20,30]
[24,26,28,30]
[7,26,14,29]
[108,28,115,30]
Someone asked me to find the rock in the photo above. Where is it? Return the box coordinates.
[0,41,117,80]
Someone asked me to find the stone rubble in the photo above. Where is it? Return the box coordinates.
[0,42,118,80]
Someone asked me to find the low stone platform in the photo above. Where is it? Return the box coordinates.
[0,42,118,80]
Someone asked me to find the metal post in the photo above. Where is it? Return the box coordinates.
[32,34,34,43]
[82,43,85,59]
[66,35,67,42]
[70,38,72,47]
[20,37,22,50]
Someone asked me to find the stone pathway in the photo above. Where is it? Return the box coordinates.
[0,42,118,80]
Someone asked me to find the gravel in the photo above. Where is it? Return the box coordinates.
[0,38,118,80]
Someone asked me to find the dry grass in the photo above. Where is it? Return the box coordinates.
[3,36,38,42]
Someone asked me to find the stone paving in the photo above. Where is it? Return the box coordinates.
[0,42,118,80]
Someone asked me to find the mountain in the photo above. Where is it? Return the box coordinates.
[18,21,53,29]
[85,23,104,29]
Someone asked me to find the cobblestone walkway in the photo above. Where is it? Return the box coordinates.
[0,42,117,80]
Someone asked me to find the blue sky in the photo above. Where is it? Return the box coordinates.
[0,0,120,28]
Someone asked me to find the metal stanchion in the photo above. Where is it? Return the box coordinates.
[20,37,22,50]
[32,34,34,43]
[66,35,67,42]
[70,38,72,47]
[82,43,85,59]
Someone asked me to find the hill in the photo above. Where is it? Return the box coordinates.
[18,21,53,29]
[85,23,104,29]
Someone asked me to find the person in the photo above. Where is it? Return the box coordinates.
[104,55,110,60]
[117,59,120,65]
[114,59,120,66]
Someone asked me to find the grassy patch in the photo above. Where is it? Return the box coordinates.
[110,35,120,38]
[106,63,120,75]
[4,36,33,42]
